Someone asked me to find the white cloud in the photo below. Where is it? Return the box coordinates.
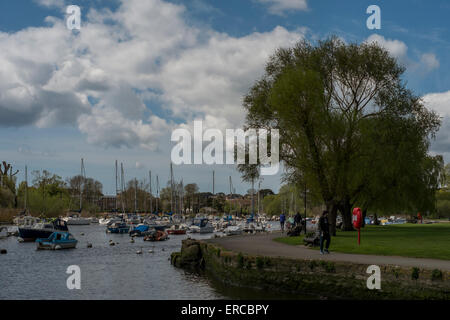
[257,0,308,15]
[0,0,304,150]
[423,91,450,155]
[365,34,408,62]
[34,0,65,9]
[423,91,450,117]
[420,53,440,72]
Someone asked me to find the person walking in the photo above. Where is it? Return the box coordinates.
[294,212,302,227]
[279,213,286,233]
[318,210,331,254]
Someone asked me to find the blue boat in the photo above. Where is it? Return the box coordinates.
[36,231,78,250]
[107,222,130,234]
[129,224,155,237]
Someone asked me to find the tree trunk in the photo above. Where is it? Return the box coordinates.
[340,198,354,231]
[327,202,338,236]
[362,208,367,227]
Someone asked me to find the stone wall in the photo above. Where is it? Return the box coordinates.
[171,239,450,300]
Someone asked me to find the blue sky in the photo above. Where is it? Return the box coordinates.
[0,0,449,195]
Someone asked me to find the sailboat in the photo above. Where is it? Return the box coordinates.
[64,159,90,225]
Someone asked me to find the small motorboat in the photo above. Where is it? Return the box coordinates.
[191,218,214,234]
[144,230,169,242]
[107,222,130,234]
[129,224,155,237]
[224,225,243,236]
[167,224,187,235]
[36,231,78,250]
[0,227,8,239]
[63,214,91,225]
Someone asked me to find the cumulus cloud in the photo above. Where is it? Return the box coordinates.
[365,34,440,76]
[256,0,308,15]
[420,53,440,72]
[0,0,304,150]
[34,0,65,9]
[423,91,450,154]
[365,34,408,62]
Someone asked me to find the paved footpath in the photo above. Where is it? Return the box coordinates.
[207,231,450,271]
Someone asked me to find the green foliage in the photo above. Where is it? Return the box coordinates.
[436,200,450,218]
[325,262,336,273]
[256,256,264,269]
[411,267,420,280]
[431,269,443,281]
[275,224,450,260]
[0,187,15,208]
[237,253,244,269]
[240,37,441,231]
[308,260,318,270]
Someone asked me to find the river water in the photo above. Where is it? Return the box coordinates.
[1,223,308,300]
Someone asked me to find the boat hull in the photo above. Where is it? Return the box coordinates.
[107,227,130,234]
[18,228,53,242]
[36,241,77,250]
[167,229,186,235]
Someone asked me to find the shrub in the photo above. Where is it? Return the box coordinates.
[256,257,264,269]
[431,269,443,281]
[308,260,318,270]
[411,267,420,280]
[392,269,399,279]
[237,253,244,268]
[325,262,336,273]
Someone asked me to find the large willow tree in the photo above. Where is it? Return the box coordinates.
[241,38,441,232]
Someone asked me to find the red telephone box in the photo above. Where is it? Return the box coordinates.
[352,207,363,245]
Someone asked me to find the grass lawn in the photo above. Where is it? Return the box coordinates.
[274,223,450,260]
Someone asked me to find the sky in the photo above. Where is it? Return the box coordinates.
[0,0,449,195]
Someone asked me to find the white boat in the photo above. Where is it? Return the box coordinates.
[0,227,8,239]
[224,225,243,236]
[99,218,111,225]
[14,215,39,227]
[63,215,91,225]
[187,225,200,233]
[89,217,99,223]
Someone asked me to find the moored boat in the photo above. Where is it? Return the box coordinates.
[167,224,187,235]
[107,222,130,234]
[0,227,8,239]
[18,218,69,242]
[63,214,91,225]
[144,230,169,241]
[36,231,78,250]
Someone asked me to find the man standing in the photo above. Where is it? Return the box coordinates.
[318,210,331,254]
[294,211,302,227]
[279,213,286,233]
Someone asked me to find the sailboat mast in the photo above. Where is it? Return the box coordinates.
[80,158,84,211]
[24,165,28,211]
[120,163,125,213]
[115,160,118,212]
[170,163,174,213]
[134,178,137,213]
[229,176,232,216]
[149,171,152,214]
[212,170,215,215]
[156,175,159,214]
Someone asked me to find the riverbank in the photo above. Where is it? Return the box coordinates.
[171,232,450,299]
[275,224,450,260]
